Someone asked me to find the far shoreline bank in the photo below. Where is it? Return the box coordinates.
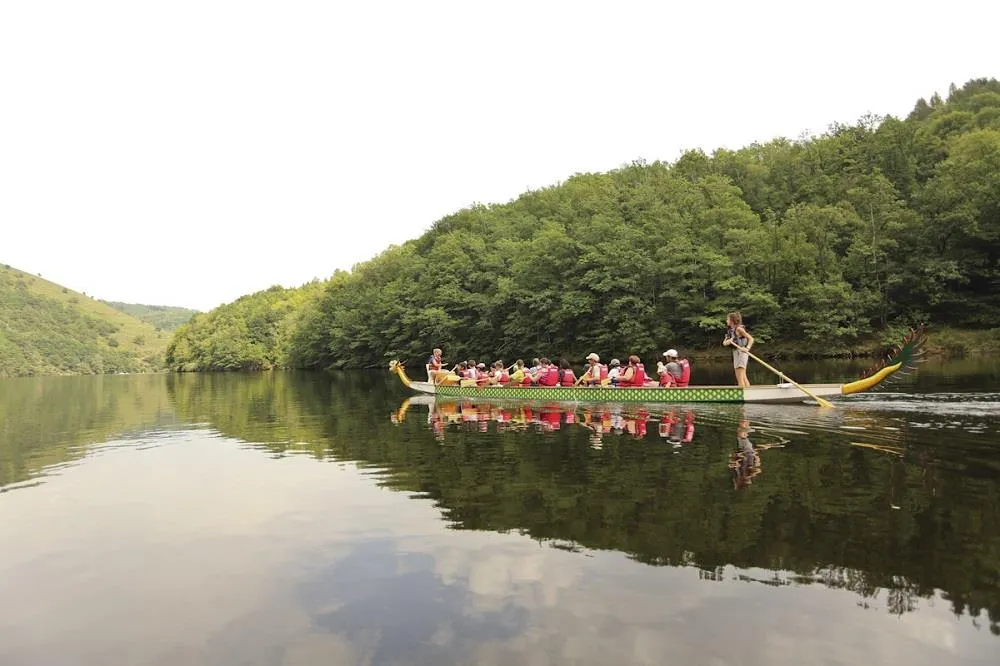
[4,326,998,379]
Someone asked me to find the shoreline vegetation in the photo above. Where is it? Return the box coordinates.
[166,79,1000,373]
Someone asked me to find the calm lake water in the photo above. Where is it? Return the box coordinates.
[1,359,999,665]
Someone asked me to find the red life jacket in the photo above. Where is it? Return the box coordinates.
[683,411,695,442]
[498,370,510,384]
[586,363,607,384]
[621,364,646,387]
[561,369,576,386]
[538,366,559,386]
[677,359,691,388]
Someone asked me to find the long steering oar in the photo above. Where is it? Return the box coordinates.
[733,345,836,408]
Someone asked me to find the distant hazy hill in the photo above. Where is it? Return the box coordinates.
[101,301,199,331]
[0,264,169,377]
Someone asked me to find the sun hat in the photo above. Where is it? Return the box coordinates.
[610,358,621,366]
[663,349,678,358]
[586,352,600,362]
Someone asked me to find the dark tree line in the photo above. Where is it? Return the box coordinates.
[167,79,1000,371]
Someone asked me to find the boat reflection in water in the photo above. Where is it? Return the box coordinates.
[392,397,814,492]
[393,396,698,448]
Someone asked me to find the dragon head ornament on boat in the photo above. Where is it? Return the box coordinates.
[387,360,414,388]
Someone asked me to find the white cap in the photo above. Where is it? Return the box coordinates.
[663,349,678,358]
[586,352,600,362]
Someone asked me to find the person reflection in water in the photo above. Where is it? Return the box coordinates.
[658,409,696,445]
[730,419,761,489]
[729,417,786,489]
[582,408,612,449]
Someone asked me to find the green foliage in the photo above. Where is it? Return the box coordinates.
[101,301,199,331]
[0,265,167,377]
[166,282,325,371]
[171,78,1000,369]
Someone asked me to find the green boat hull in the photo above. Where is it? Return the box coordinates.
[430,384,745,403]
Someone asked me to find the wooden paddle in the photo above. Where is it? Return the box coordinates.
[732,344,836,408]
[575,363,600,386]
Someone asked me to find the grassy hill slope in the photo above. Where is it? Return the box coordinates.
[101,301,199,331]
[0,264,169,377]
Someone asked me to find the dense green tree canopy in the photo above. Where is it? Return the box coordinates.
[167,79,1000,371]
[166,282,324,371]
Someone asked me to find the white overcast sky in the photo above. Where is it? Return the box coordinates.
[1,1,997,311]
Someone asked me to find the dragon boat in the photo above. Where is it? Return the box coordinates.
[389,328,926,405]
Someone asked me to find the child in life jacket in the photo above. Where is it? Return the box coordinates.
[509,359,529,385]
[536,358,560,386]
[559,358,576,386]
[607,359,622,385]
[491,360,510,385]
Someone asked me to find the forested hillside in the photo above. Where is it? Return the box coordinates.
[101,301,198,331]
[166,283,324,371]
[0,265,168,377]
[168,79,1000,370]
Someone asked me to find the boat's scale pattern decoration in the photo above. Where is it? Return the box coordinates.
[433,384,744,403]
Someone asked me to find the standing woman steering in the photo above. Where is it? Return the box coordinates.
[722,312,754,388]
